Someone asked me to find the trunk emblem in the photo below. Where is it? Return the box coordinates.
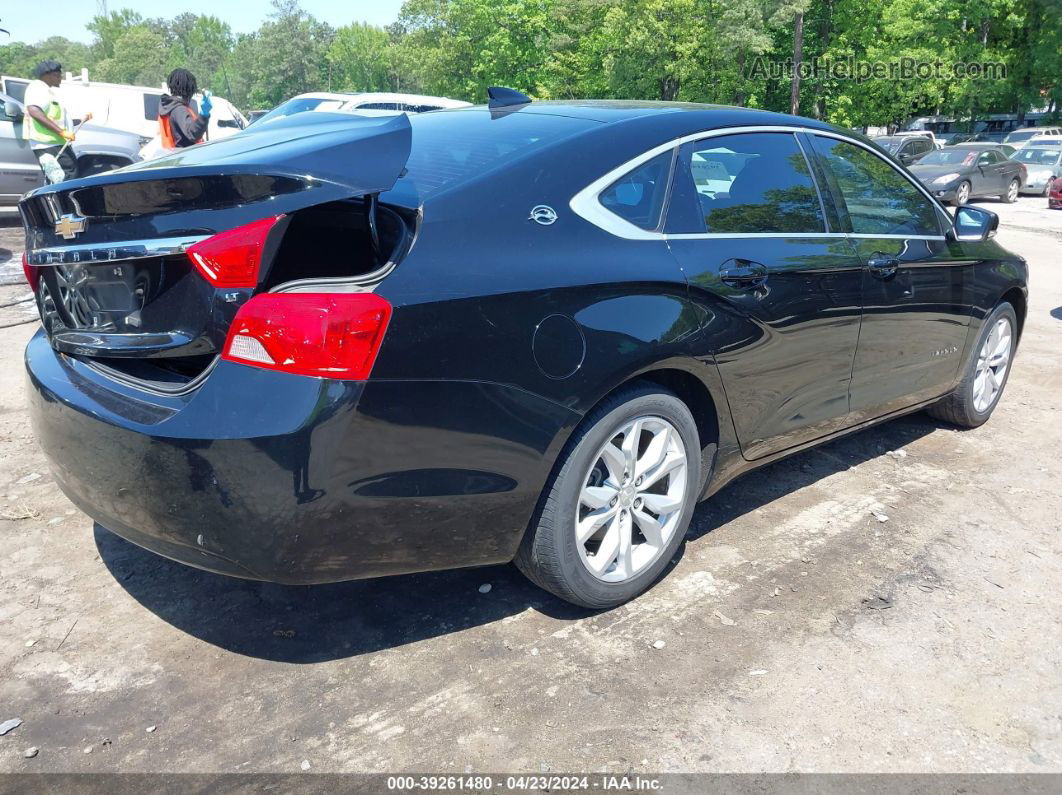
[55,214,88,240]
[529,205,558,225]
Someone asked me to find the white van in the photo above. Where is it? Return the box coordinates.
[2,70,247,143]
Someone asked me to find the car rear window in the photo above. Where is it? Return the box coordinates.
[400,110,599,198]
[1014,148,1061,165]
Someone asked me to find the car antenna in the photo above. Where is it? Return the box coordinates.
[487,86,532,108]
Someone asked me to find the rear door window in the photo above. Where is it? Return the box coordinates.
[666,132,825,234]
[810,136,943,236]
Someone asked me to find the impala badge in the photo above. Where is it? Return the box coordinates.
[55,213,88,240]
[529,205,558,226]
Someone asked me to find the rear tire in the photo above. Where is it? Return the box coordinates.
[1003,178,1020,203]
[927,302,1016,428]
[515,383,700,609]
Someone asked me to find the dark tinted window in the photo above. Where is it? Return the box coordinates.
[977,150,1002,164]
[143,93,160,121]
[599,151,673,231]
[356,102,399,110]
[669,132,824,234]
[402,110,597,198]
[812,136,941,236]
[3,79,27,104]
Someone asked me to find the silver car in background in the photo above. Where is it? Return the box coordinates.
[1013,145,1062,196]
[0,92,142,204]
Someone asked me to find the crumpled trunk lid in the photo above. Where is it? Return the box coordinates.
[18,112,412,369]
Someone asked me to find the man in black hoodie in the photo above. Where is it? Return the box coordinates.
[158,68,211,149]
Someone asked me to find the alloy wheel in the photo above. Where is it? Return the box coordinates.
[1007,179,1019,202]
[575,416,688,583]
[956,182,970,204]
[973,317,1012,413]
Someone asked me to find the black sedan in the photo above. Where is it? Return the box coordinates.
[909,144,1026,204]
[19,96,1027,608]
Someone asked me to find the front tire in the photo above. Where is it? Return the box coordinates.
[953,180,971,206]
[516,383,700,609]
[927,302,1017,428]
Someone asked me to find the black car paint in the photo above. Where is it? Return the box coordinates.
[22,102,1028,585]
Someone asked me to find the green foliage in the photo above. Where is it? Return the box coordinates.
[328,23,396,93]
[1,0,1057,125]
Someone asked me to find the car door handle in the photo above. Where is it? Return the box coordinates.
[867,254,899,278]
[720,259,768,290]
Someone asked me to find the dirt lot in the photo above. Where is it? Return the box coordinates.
[0,197,1060,775]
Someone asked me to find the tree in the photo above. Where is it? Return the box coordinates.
[87,9,145,60]
[328,23,395,92]
[222,0,334,108]
[94,27,168,86]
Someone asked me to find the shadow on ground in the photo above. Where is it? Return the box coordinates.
[98,412,941,663]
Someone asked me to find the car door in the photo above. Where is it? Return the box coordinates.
[0,95,44,203]
[975,149,1007,195]
[807,133,974,420]
[665,130,865,459]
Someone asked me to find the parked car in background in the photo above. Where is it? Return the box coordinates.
[2,73,247,143]
[0,93,140,204]
[1004,126,1062,147]
[873,134,934,164]
[19,98,1026,608]
[251,91,472,127]
[938,132,975,146]
[1026,134,1062,150]
[1012,146,1062,195]
[1049,175,1062,209]
[909,144,1026,204]
[246,110,270,125]
[960,141,1017,158]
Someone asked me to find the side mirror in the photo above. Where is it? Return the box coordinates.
[4,101,23,120]
[951,205,999,242]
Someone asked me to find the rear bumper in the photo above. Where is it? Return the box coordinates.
[26,330,577,584]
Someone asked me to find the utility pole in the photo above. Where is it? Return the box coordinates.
[97,0,108,16]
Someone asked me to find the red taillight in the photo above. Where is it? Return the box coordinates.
[221,292,392,379]
[22,252,39,291]
[186,215,284,288]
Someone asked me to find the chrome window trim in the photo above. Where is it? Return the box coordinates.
[26,235,209,266]
[569,124,952,241]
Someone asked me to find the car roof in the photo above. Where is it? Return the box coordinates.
[287,92,360,102]
[342,92,471,108]
[437,100,841,133]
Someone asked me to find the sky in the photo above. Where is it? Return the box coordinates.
[1,0,407,44]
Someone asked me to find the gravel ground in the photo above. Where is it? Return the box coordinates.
[0,197,1060,775]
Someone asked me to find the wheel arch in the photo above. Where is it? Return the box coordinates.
[1000,286,1026,341]
[570,364,728,494]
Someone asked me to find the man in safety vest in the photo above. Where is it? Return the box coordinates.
[158,68,212,149]
[24,60,77,180]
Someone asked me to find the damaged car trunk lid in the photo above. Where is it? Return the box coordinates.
[18,112,412,378]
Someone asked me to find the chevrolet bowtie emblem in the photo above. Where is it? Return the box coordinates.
[55,213,87,240]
